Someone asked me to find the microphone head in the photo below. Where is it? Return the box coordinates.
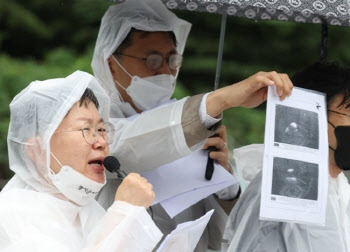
[103,156,120,173]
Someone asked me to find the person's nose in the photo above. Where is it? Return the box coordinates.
[155,58,172,75]
[92,132,108,150]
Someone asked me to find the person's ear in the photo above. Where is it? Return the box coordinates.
[25,137,44,163]
[108,56,116,74]
[25,137,52,176]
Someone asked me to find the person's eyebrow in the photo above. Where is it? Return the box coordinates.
[168,49,178,56]
[76,117,104,123]
[145,49,178,56]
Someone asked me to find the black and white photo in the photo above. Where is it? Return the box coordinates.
[271,157,318,201]
[274,105,319,149]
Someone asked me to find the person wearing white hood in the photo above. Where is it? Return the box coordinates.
[222,62,350,252]
[91,0,293,175]
[91,0,293,250]
[0,71,163,251]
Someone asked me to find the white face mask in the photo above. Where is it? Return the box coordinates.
[50,152,106,205]
[112,56,176,111]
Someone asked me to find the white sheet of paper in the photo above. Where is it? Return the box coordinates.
[161,179,235,218]
[142,150,236,204]
[260,86,328,225]
[157,210,214,252]
[142,150,238,217]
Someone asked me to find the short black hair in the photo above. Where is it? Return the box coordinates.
[113,28,177,55]
[79,88,99,109]
[291,62,350,108]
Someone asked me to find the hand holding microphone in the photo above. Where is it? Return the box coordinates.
[104,156,155,208]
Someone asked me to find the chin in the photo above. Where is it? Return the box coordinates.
[86,173,105,184]
[94,174,106,184]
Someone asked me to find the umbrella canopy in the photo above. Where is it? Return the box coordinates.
[160,0,350,89]
[162,0,350,27]
[111,0,350,88]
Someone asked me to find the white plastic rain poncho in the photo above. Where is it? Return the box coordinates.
[91,0,203,173]
[0,71,162,252]
[92,0,191,119]
[222,144,350,252]
[91,1,235,251]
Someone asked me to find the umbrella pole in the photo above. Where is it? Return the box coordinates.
[206,13,227,181]
[214,13,227,90]
[320,23,328,63]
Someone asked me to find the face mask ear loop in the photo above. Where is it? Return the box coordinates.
[50,152,63,175]
[111,55,133,103]
[113,79,128,103]
[112,79,127,103]
[328,120,336,129]
[112,55,133,79]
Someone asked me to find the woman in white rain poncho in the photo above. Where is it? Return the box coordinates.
[0,71,162,251]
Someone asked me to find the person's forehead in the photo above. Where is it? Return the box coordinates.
[329,93,350,110]
[64,102,101,123]
[127,31,176,54]
[328,93,350,127]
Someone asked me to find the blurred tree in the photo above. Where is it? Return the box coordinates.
[0,0,112,58]
[0,49,94,178]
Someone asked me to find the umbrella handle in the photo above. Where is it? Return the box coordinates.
[204,133,219,180]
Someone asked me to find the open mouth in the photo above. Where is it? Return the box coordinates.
[88,158,105,173]
[88,160,103,166]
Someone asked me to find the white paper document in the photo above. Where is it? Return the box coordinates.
[260,86,328,225]
[142,150,238,217]
[160,179,234,218]
[157,210,214,252]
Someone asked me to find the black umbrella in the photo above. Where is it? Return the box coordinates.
[162,0,350,26]
[159,0,350,180]
[162,0,350,89]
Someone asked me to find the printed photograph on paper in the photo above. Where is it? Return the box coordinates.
[260,87,327,225]
[274,105,319,150]
[271,157,318,201]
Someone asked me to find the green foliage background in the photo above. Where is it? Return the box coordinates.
[2,0,350,179]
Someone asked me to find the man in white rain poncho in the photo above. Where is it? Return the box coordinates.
[0,71,163,251]
[91,0,293,250]
[222,62,350,252]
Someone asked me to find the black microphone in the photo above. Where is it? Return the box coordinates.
[205,133,219,180]
[103,156,127,179]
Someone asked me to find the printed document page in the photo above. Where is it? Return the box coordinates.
[157,210,214,252]
[260,86,328,225]
[143,150,238,218]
